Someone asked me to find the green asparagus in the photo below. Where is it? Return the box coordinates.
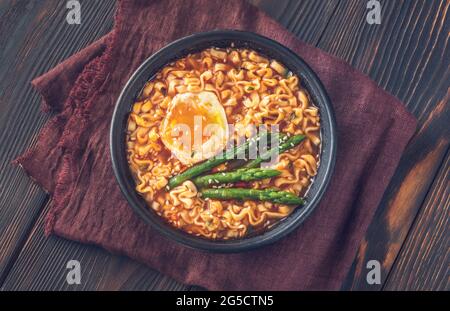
[168,131,270,189]
[193,168,281,187]
[201,188,305,205]
[244,134,305,169]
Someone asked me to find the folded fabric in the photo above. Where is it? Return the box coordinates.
[15,0,417,290]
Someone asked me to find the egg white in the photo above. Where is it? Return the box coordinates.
[160,91,229,165]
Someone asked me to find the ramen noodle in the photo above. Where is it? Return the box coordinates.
[126,47,321,239]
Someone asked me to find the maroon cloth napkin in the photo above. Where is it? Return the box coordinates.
[16,0,417,290]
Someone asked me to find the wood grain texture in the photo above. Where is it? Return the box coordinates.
[0,0,115,284]
[1,0,340,291]
[343,91,449,291]
[1,201,191,291]
[384,151,449,291]
[250,0,339,44]
[314,0,450,290]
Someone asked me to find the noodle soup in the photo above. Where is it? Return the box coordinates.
[126,47,321,239]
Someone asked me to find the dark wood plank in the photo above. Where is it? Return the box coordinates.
[310,0,450,290]
[1,0,340,290]
[0,0,115,283]
[384,151,449,290]
[250,0,339,44]
[2,201,190,291]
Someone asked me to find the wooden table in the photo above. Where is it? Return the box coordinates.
[0,0,448,291]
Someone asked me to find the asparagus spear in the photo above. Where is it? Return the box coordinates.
[193,168,281,187]
[168,131,270,189]
[244,134,305,169]
[201,188,305,205]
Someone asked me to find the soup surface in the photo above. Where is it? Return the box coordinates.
[126,47,321,239]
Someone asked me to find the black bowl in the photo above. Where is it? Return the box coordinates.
[110,30,337,252]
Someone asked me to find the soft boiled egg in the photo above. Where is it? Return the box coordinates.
[160,91,229,165]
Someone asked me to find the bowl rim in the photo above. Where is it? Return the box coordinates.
[110,29,337,253]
